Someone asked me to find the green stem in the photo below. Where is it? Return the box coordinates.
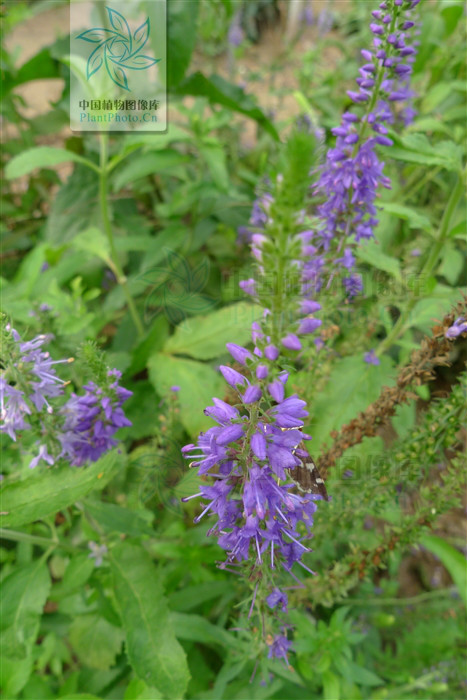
[0,528,81,554]
[376,174,464,356]
[99,133,144,338]
[349,586,456,606]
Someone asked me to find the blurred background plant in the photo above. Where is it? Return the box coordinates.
[1,0,466,698]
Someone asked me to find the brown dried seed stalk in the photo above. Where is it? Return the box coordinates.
[317,297,467,478]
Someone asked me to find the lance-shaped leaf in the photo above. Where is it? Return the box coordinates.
[87,43,105,79]
[107,6,131,47]
[133,17,150,53]
[110,542,190,699]
[105,54,129,91]
[119,55,160,70]
[77,28,118,43]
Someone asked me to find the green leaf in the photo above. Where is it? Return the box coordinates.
[124,678,163,700]
[148,353,224,435]
[163,302,260,359]
[166,0,200,87]
[60,553,95,592]
[438,246,464,284]
[389,134,462,170]
[355,240,401,280]
[71,227,111,264]
[0,655,33,697]
[5,146,95,179]
[171,612,241,650]
[322,670,340,700]
[69,615,124,671]
[177,72,279,140]
[110,542,190,699]
[112,151,190,191]
[0,559,51,658]
[168,581,233,612]
[441,1,464,36]
[378,202,432,233]
[0,450,123,528]
[408,287,459,333]
[84,500,154,537]
[199,144,229,192]
[310,355,394,452]
[420,535,467,606]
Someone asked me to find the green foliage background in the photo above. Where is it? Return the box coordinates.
[1,1,466,699]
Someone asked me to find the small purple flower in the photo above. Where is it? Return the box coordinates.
[267,634,293,663]
[266,588,288,612]
[364,349,380,365]
[264,345,279,361]
[243,385,262,404]
[281,334,302,351]
[170,385,181,392]
[29,444,55,469]
[226,343,252,365]
[219,365,247,387]
[446,317,467,339]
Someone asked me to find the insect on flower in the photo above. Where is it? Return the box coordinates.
[288,442,329,501]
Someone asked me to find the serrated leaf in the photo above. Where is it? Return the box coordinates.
[148,353,224,435]
[0,450,123,528]
[163,302,260,359]
[69,614,124,670]
[110,542,190,699]
[420,535,467,606]
[0,560,51,659]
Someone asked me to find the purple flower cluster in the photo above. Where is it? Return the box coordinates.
[313,0,420,291]
[1,327,71,441]
[1,326,132,469]
[182,342,321,658]
[58,370,132,467]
